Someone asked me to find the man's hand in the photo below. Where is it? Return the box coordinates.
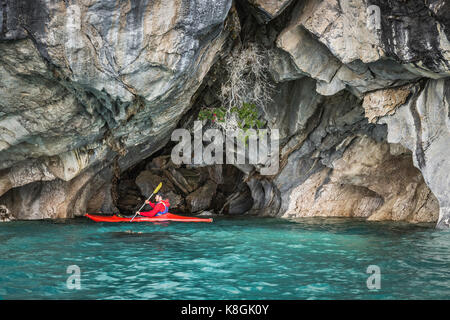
[145,200,150,204]
[135,211,140,215]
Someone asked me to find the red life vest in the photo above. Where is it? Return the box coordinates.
[155,201,169,216]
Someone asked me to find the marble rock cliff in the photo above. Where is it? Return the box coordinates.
[0,0,449,228]
[0,0,233,219]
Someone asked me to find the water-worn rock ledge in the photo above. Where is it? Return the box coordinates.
[0,0,449,228]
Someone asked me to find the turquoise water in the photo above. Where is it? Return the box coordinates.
[0,216,449,299]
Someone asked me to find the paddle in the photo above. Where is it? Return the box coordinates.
[130,182,162,222]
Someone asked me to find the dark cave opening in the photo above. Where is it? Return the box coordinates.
[114,153,254,216]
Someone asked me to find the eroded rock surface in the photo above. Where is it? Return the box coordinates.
[0,0,449,228]
[373,79,450,228]
[0,0,233,219]
[283,136,439,223]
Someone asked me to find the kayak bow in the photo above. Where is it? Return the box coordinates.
[85,213,213,223]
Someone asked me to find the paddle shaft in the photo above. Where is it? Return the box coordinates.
[130,193,155,222]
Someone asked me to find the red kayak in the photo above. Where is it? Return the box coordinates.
[85,213,213,223]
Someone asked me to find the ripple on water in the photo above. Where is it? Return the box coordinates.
[173,272,194,280]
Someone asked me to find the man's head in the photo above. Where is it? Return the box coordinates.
[155,193,164,202]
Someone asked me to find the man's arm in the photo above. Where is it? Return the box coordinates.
[139,203,163,217]
[145,200,156,208]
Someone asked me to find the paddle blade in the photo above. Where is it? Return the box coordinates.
[154,182,162,194]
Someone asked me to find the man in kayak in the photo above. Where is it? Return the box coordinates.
[136,193,170,217]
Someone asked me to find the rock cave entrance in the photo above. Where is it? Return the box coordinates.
[106,145,255,216]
